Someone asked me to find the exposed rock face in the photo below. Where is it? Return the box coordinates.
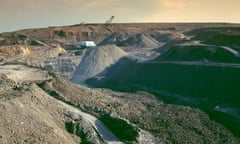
[0,45,80,79]
[0,45,32,58]
[64,111,104,144]
[40,58,78,78]
[72,45,127,81]
[0,45,65,64]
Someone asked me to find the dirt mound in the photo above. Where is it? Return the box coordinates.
[99,32,128,46]
[99,33,160,48]
[151,31,182,42]
[72,45,127,81]
[127,33,160,48]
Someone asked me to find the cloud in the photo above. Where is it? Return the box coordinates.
[160,0,199,9]
[0,0,239,32]
[57,0,162,22]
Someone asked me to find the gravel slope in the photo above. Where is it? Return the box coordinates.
[72,45,127,81]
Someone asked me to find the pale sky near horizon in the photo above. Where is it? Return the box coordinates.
[0,0,240,32]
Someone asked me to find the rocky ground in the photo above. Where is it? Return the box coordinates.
[1,66,239,143]
[0,73,79,144]
[0,66,162,144]
[1,23,240,143]
[44,74,240,143]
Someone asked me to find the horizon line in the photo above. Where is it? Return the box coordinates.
[1,21,240,33]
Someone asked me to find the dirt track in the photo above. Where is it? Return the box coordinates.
[0,65,51,82]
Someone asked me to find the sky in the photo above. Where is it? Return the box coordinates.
[0,0,240,32]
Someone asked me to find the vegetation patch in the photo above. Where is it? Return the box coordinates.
[54,30,66,37]
[99,114,138,143]
[30,40,41,46]
[17,34,27,41]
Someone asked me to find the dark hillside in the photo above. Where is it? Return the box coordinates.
[156,45,240,63]
[186,27,240,50]
[87,60,240,137]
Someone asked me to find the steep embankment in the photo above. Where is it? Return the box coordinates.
[72,45,127,81]
[0,84,80,144]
